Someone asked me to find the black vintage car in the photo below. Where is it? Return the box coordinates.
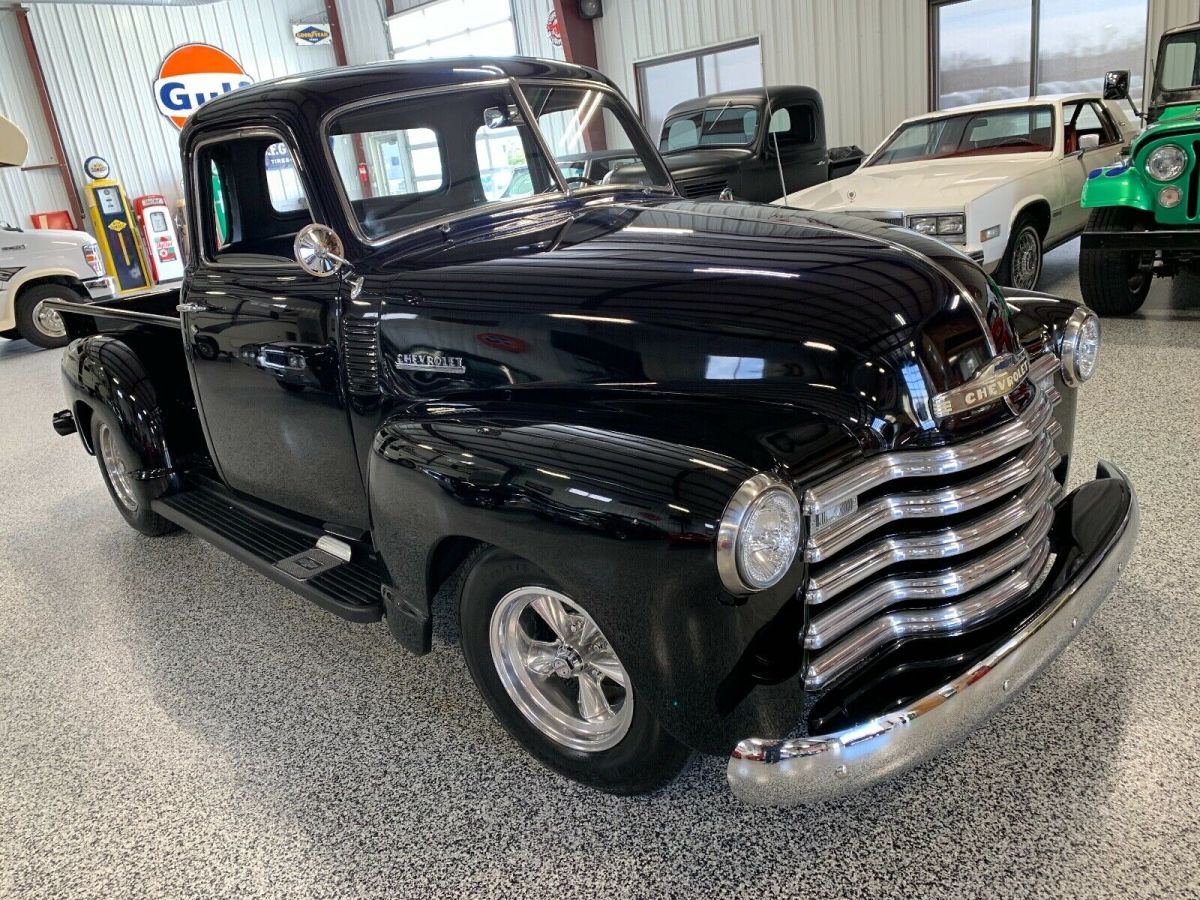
[652,86,865,201]
[47,58,1137,806]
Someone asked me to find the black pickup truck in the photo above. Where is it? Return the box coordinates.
[652,86,865,201]
[48,58,1137,806]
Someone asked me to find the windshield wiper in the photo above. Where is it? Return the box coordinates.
[704,101,733,135]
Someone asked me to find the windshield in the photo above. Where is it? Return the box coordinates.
[659,104,760,152]
[1159,30,1200,91]
[868,105,1055,167]
[326,82,669,242]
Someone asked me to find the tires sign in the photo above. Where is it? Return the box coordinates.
[153,44,252,130]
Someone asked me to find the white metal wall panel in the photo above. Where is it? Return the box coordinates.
[592,0,928,152]
[25,0,337,212]
[512,0,565,60]
[338,0,392,65]
[0,8,72,225]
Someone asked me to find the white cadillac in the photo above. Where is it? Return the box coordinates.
[779,95,1138,290]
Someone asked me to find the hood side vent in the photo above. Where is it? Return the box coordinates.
[343,314,381,396]
[675,175,731,199]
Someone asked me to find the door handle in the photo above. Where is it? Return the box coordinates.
[176,302,208,313]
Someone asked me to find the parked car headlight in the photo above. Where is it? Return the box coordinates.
[907,214,964,238]
[82,243,104,276]
[1146,144,1187,182]
[1060,307,1101,386]
[717,474,801,594]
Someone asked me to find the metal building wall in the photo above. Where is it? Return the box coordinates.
[592,0,929,152]
[0,8,71,227]
[23,0,337,213]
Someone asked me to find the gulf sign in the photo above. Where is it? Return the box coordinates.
[154,44,252,130]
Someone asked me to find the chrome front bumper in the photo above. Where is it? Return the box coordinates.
[82,276,115,300]
[727,461,1138,806]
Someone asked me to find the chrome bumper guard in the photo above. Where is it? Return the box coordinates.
[727,461,1138,806]
[82,276,115,300]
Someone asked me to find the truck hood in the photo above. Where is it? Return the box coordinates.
[5,227,95,247]
[661,148,754,179]
[370,197,1025,461]
[785,155,1050,212]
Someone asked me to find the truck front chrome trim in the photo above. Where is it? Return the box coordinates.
[728,461,1138,807]
[802,387,1054,515]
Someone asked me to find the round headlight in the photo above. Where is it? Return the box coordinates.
[717,475,801,594]
[1061,307,1101,386]
[1146,144,1187,182]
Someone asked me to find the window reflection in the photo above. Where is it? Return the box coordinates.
[706,356,765,380]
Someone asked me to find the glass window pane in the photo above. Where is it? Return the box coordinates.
[659,106,759,151]
[937,0,1033,109]
[264,142,308,213]
[1160,31,1200,91]
[699,43,762,94]
[637,57,701,149]
[1037,0,1146,102]
[525,85,671,188]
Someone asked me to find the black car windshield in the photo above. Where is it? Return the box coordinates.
[659,105,760,152]
[326,82,669,241]
[1159,29,1200,91]
[867,105,1055,166]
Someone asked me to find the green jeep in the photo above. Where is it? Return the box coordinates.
[1080,22,1200,315]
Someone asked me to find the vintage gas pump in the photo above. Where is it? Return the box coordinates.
[82,156,150,294]
[134,194,185,283]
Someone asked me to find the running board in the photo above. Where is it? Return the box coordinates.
[153,486,385,623]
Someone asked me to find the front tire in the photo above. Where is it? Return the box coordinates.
[457,547,690,795]
[1079,206,1153,316]
[996,215,1043,291]
[91,415,178,537]
[14,283,81,349]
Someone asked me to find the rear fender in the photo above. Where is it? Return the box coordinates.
[61,334,189,492]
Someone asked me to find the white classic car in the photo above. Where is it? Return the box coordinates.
[778,95,1138,290]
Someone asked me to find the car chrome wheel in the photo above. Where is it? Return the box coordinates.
[1010,226,1042,290]
[32,299,67,339]
[98,423,139,512]
[489,586,632,752]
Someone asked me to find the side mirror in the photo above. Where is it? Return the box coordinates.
[1079,133,1101,151]
[1103,70,1131,101]
[294,223,346,278]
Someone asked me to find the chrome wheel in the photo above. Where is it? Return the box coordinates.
[489,586,632,752]
[1009,226,1042,290]
[32,299,67,339]
[98,423,139,512]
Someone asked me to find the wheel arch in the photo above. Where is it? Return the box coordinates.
[1010,197,1052,239]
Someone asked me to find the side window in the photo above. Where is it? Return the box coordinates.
[264,142,308,212]
[768,104,816,146]
[197,134,313,264]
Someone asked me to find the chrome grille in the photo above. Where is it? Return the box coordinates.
[675,175,729,199]
[800,358,1063,691]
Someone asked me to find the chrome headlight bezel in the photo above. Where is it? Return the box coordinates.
[716,473,801,595]
[1145,143,1187,182]
[1060,307,1102,387]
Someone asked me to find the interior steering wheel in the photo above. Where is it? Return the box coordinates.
[564,175,599,187]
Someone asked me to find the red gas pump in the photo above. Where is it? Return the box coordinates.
[134,194,185,283]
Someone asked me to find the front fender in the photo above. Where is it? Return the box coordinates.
[1081,163,1154,212]
[367,394,860,754]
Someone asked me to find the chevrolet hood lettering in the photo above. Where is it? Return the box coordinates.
[395,351,466,375]
[931,353,1029,420]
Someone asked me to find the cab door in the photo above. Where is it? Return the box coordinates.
[181,129,369,529]
[1058,100,1126,237]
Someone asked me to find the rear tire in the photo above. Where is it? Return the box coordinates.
[14,283,81,349]
[457,547,691,795]
[996,214,1043,291]
[91,414,178,537]
[1079,206,1153,316]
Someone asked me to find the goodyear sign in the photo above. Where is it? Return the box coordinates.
[153,44,252,130]
[292,23,332,45]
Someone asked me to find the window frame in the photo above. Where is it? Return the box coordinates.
[633,37,763,130]
[864,102,1058,167]
[318,77,674,250]
[190,126,321,270]
[928,0,1149,110]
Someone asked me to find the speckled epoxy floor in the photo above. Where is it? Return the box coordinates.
[2,240,1199,899]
